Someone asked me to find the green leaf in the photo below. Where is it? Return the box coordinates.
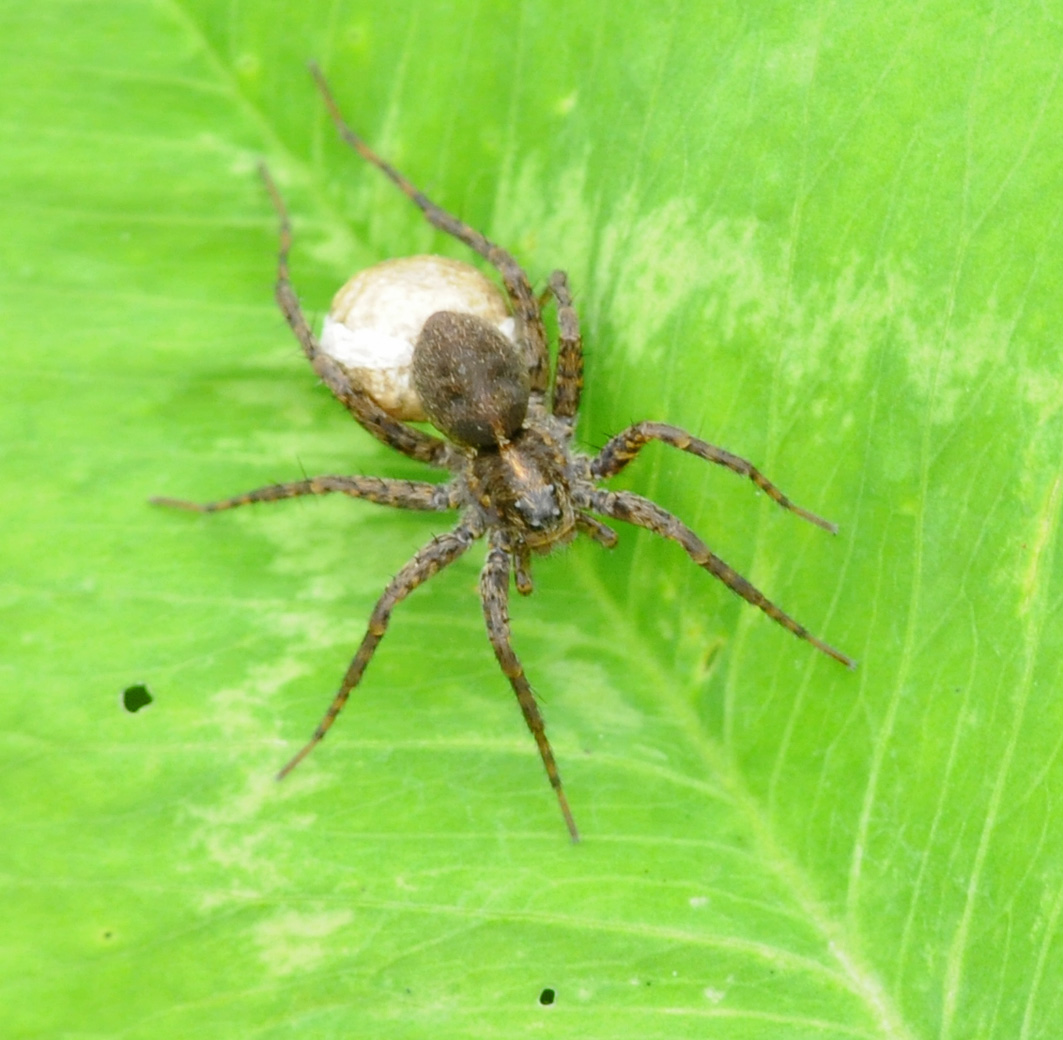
[3,2,1062,1037]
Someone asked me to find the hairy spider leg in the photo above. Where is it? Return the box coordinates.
[591,421,840,534]
[151,476,459,514]
[589,489,856,668]
[277,521,483,781]
[480,538,580,842]
[547,269,583,420]
[307,62,551,396]
[576,513,619,548]
[512,547,534,596]
[258,162,456,469]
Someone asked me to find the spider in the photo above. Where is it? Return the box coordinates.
[154,64,854,842]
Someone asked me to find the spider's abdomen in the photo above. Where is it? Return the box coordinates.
[413,311,530,447]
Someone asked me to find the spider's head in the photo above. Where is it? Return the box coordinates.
[492,437,576,551]
[413,311,529,448]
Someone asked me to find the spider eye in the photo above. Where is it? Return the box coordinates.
[516,483,563,531]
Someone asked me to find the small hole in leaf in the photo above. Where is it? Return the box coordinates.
[122,684,153,713]
[539,988,555,1006]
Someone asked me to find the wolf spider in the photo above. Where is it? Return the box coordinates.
[154,64,853,842]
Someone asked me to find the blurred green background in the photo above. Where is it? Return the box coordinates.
[2,1,1062,1037]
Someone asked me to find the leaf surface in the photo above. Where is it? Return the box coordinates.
[2,3,1062,1037]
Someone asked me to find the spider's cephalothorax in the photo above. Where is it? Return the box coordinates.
[153,64,854,842]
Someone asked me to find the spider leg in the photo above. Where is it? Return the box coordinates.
[308,62,550,396]
[591,421,839,533]
[276,519,483,780]
[258,163,455,468]
[589,488,855,668]
[576,513,619,548]
[150,476,458,514]
[480,538,580,841]
[513,548,534,596]
[548,270,583,421]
